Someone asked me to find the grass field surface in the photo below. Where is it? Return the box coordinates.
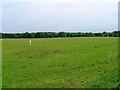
[0,39,2,89]
[2,37,118,88]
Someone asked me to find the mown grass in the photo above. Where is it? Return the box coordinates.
[2,37,118,88]
[0,39,2,89]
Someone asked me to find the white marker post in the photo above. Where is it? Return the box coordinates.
[29,40,32,46]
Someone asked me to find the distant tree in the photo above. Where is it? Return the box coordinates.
[81,32,85,37]
[118,31,120,37]
[13,34,19,38]
[58,32,66,37]
[51,32,58,37]
[46,32,54,38]
[1,31,119,38]
[66,32,72,37]
[102,32,107,37]
[39,32,46,38]
[0,33,2,38]
[112,31,118,37]
[35,32,41,38]
[21,32,29,38]
[77,32,82,37]
[94,33,102,37]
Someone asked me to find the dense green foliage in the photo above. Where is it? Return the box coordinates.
[2,38,118,88]
[1,31,120,38]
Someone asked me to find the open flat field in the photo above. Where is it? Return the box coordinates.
[2,37,118,88]
[0,39,2,89]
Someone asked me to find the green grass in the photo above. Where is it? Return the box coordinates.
[0,39,2,89]
[2,37,118,88]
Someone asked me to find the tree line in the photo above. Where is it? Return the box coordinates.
[1,31,120,38]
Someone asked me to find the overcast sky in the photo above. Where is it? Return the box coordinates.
[2,0,119,33]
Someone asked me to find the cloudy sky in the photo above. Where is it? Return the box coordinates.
[2,0,119,33]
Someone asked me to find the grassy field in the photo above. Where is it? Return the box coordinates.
[2,37,118,88]
[0,39,2,89]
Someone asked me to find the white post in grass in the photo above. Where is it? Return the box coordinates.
[29,40,31,46]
